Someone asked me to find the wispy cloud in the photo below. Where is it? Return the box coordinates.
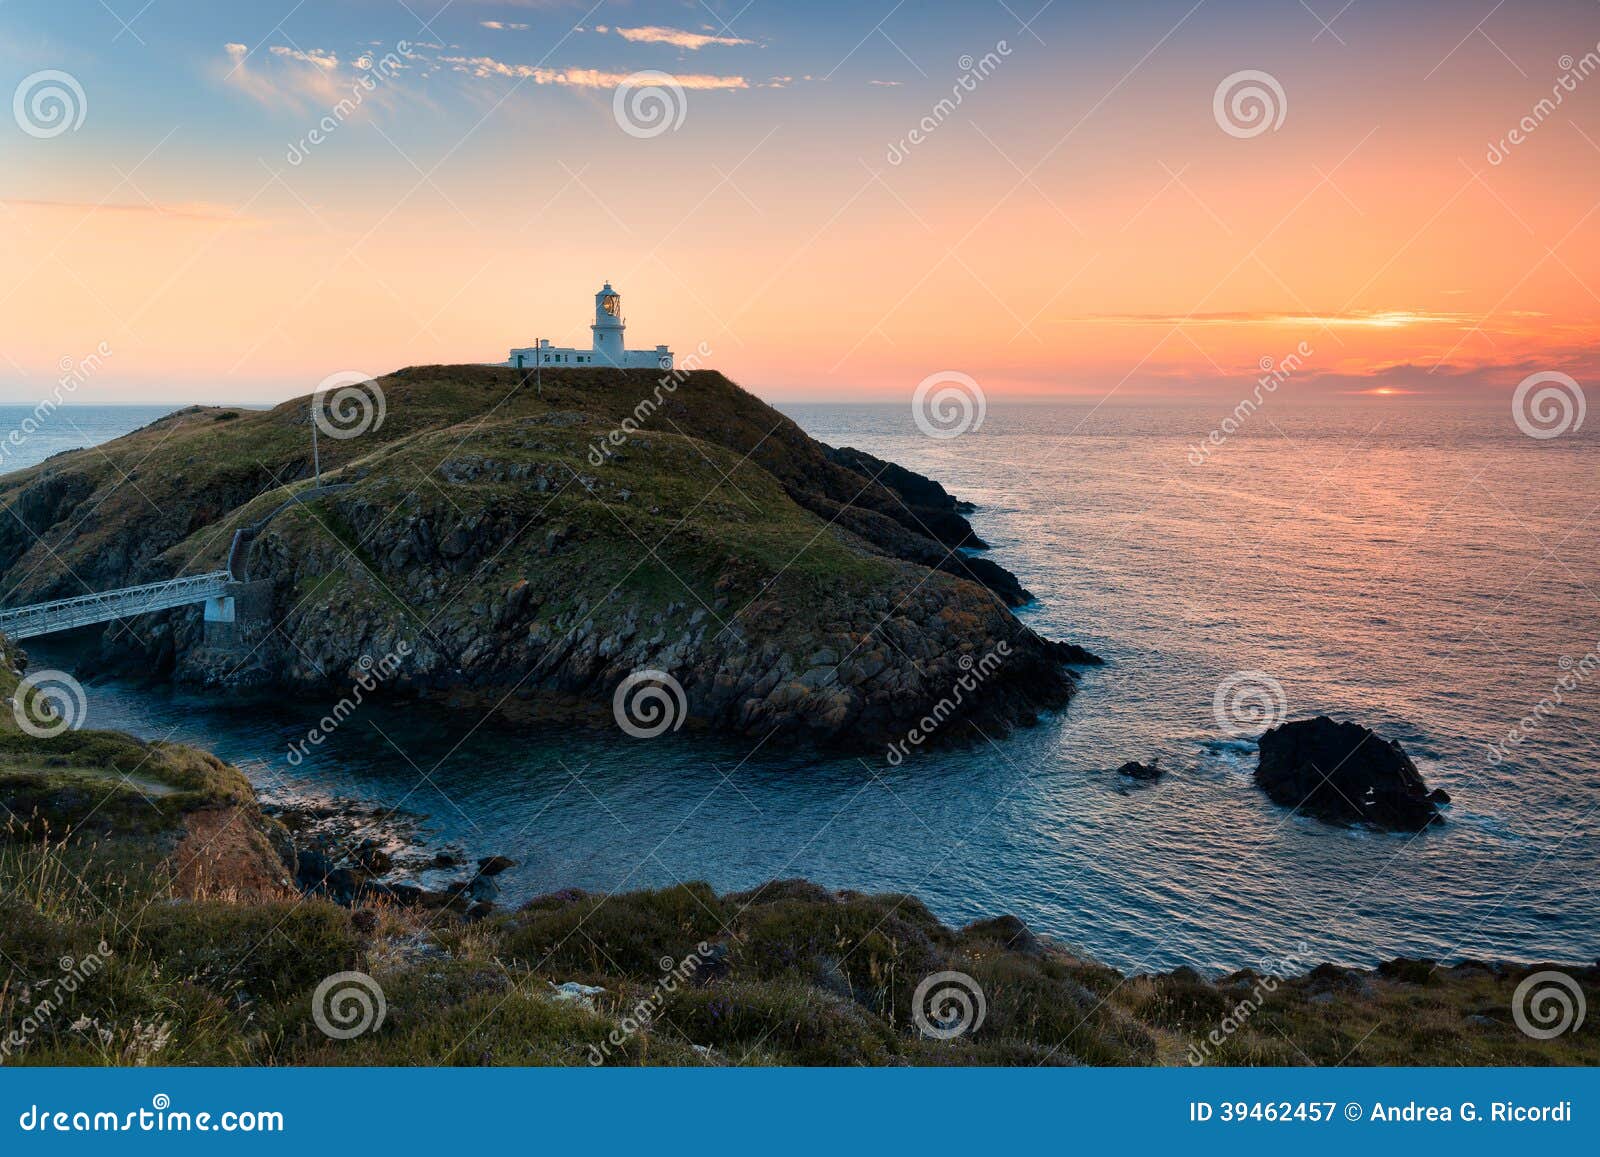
[222,42,347,110]
[268,45,339,69]
[441,55,749,89]
[218,41,418,114]
[480,21,530,31]
[1054,310,1489,330]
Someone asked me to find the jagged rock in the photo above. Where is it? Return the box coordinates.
[1116,759,1162,781]
[1256,716,1447,831]
[354,839,393,875]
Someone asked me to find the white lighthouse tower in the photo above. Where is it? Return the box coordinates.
[592,282,625,364]
[506,283,673,371]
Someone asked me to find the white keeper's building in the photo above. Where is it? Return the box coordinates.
[507,283,672,371]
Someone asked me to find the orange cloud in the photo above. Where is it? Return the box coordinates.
[605,25,754,50]
[1052,310,1484,330]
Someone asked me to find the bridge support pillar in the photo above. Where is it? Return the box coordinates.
[201,581,271,650]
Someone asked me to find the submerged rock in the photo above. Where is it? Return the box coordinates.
[1116,759,1162,781]
[476,854,517,876]
[1255,716,1448,831]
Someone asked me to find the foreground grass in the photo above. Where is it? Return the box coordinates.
[4,833,1595,1066]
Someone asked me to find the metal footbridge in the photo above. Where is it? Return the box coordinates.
[0,571,233,641]
[0,481,353,642]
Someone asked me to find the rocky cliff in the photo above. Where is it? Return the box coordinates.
[0,366,1098,749]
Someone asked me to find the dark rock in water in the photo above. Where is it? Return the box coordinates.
[467,874,501,902]
[432,851,460,868]
[941,553,1032,607]
[354,839,393,875]
[1049,640,1104,666]
[476,854,517,876]
[1255,716,1446,831]
[1116,759,1162,781]
[824,446,989,549]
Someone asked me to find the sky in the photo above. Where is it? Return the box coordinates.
[1,0,1598,404]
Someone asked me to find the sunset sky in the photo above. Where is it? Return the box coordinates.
[2,0,1597,403]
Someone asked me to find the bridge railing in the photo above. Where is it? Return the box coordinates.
[0,571,232,641]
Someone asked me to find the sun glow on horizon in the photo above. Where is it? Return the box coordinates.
[0,2,1596,404]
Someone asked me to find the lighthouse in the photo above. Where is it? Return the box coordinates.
[592,283,625,364]
[507,283,673,371]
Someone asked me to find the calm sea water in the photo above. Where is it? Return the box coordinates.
[0,405,180,474]
[12,401,1600,973]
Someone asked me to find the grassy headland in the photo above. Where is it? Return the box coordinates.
[0,366,1091,748]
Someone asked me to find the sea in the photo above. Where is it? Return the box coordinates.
[4,400,1597,974]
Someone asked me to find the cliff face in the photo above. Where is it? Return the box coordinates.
[0,366,1097,748]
